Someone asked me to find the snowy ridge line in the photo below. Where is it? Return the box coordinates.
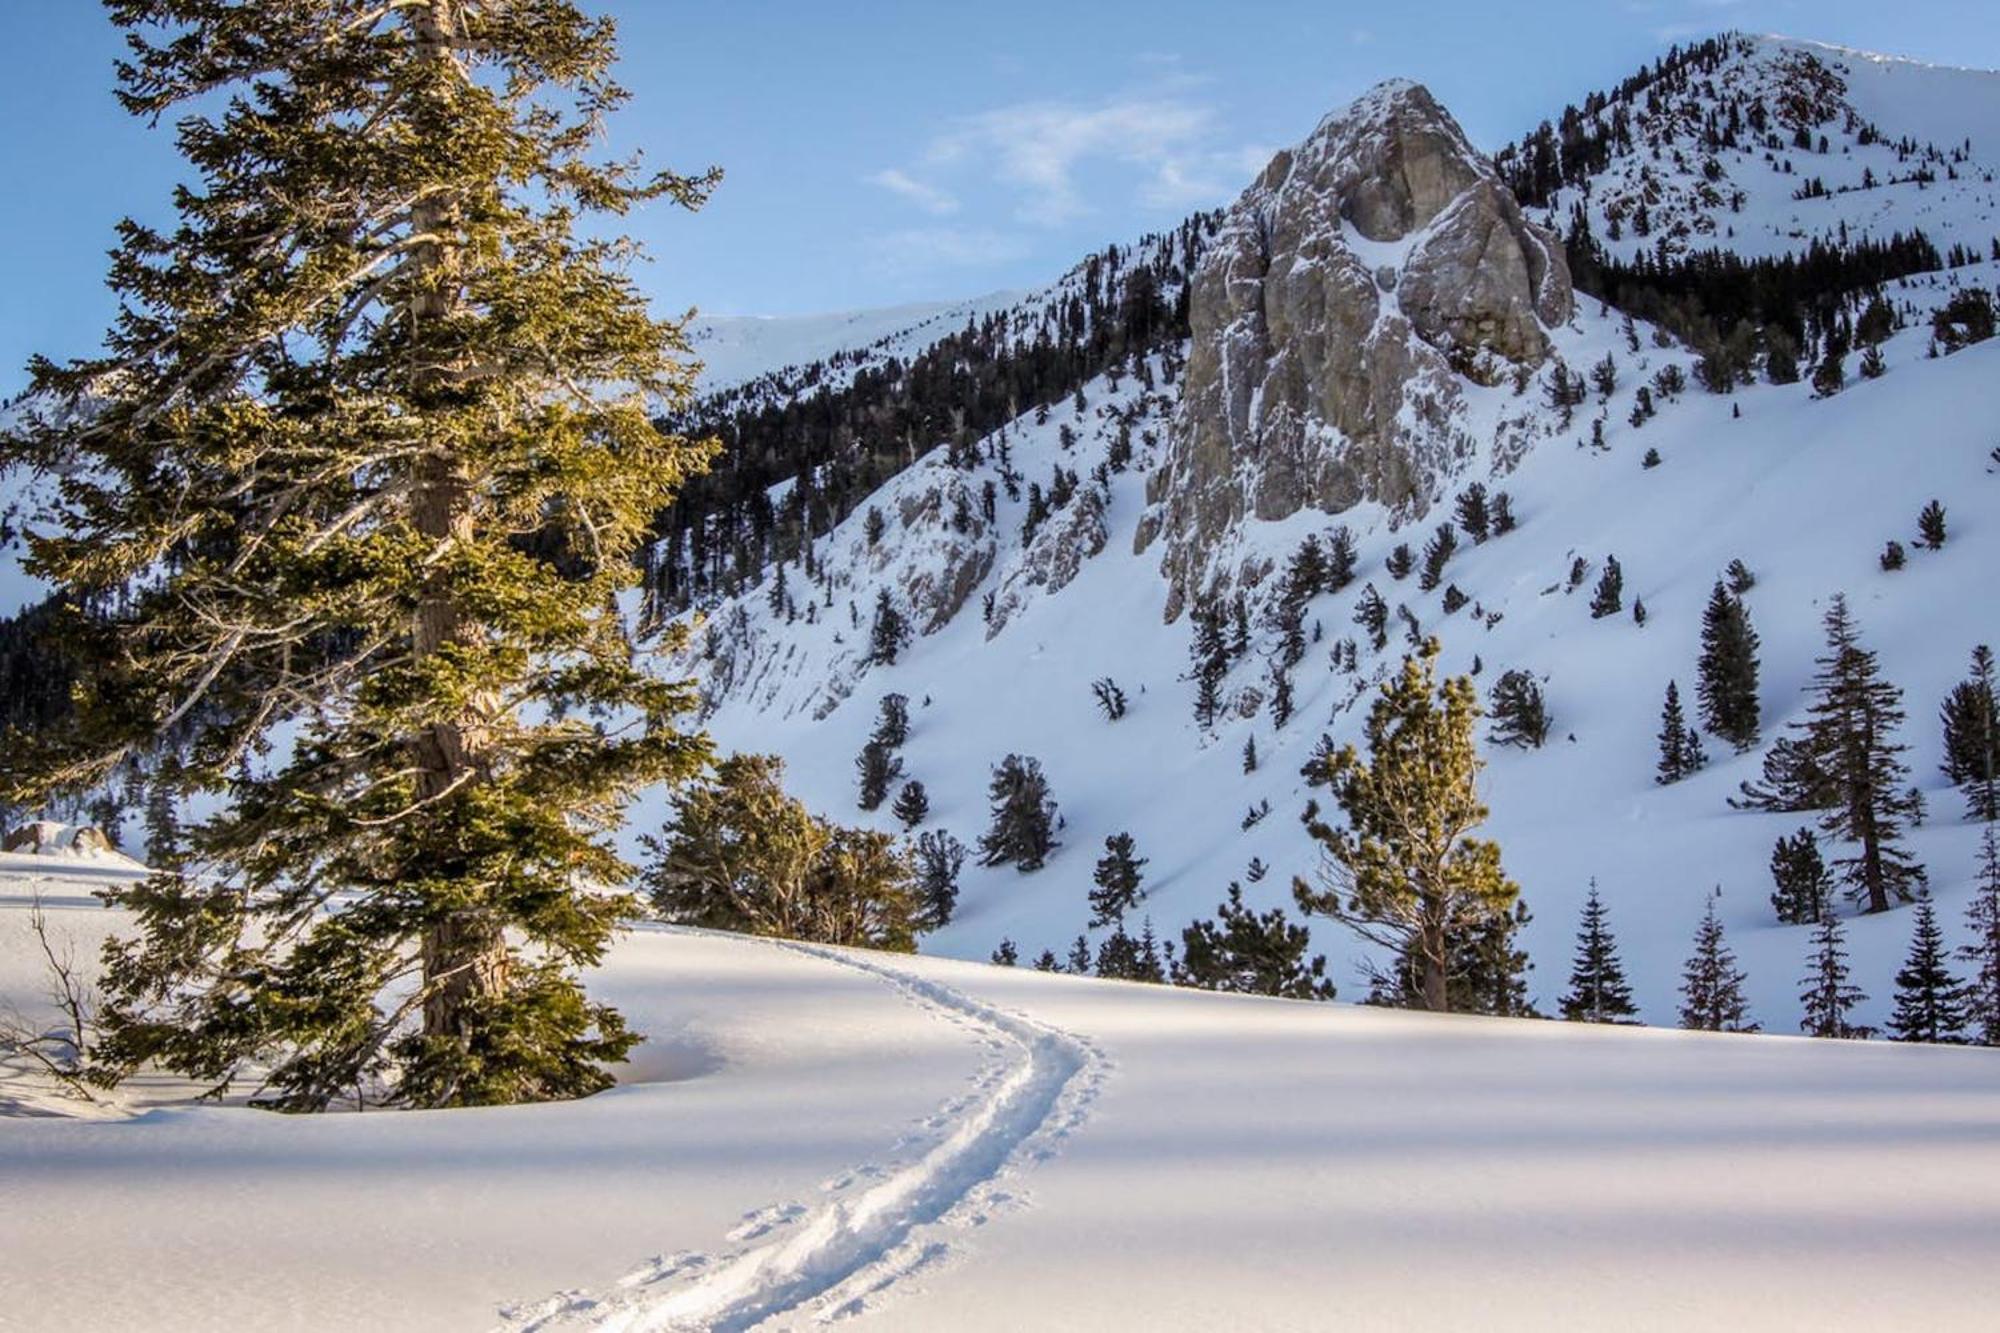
[496,944,1106,1332]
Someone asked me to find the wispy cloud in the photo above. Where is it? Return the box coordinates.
[867,227,1034,275]
[864,168,960,217]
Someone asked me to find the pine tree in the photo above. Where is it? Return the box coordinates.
[1455,484,1491,544]
[913,831,965,931]
[2,1,721,1110]
[1959,827,2000,1045]
[1065,934,1094,974]
[1697,582,1761,750]
[1940,644,2000,821]
[1491,492,1517,535]
[1326,526,1359,590]
[1588,555,1624,619]
[855,741,903,811]
[1176,883,1335,999]
[871,693,911,750]
[1353,583,1389,651]
[1678,896,1757,1032]
[1560,883,1638,1023]
[1488,670,1551,749]
[1804,595,1924,913]
[1916,499,1947,550]
[1268,662,1295,729]
[1033,948,1060,972]
[868,589,910,666]
[1769,827,1833,925]
[892,780,930,829]
[1418,524,1457,592]
[978,755,1058,872]
[1295,640,1519,1013]
[1091,677,1129,722]
[1799,911,1869,1039]
[1188,597,1229,727]
[1888,895,1967,1043]
[1655,680,1706,783]
[1089,832,1147,927]
[1733,736,1837,813]
[1385,543,1414,581]
[1242,735,1259,773]
[991,939,1019,966]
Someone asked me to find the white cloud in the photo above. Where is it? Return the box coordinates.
[865,168,960,217]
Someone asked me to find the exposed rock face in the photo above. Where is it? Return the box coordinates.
[1142,80,1571,618]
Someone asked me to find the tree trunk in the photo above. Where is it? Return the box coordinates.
[405,0,510,1049]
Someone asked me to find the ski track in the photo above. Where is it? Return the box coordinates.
[496,943,1107,1332]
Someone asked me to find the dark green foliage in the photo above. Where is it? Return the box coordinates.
[1325,526,1359,591]
[1656,680,1706,784]
[1454,484,1490,544]
[1352,584,1388,652]
[1588,555,1623,618]
[1798,911,1870,1039]
[1488,670,1551,749]
[1560,884,1638,1023]
[1268,661,1295,728]
[1879,540,1906,572]
[1931,286,1996,352]
[864,506,887,548]
[1089,832,1147,927]
[1725,560,1755,595]
[913,831,966,931]
[646,755,920,951]
[1300,734,1337,788]
[1769,828,1833,925]
[1418,524,1457,593]
[1917,500,1947,550]
[1066,934,1094,974]
[11,1,723,1110]
[1940,645,2000,821]
[1176,883,1335,999]
[978,755,1058,872]
[1678,896,1757,1032]
[1888,896,1967,1043]
[991,939,1018,966]
[1095,921,1167,983]
[892,780,930,829]
[1385,544,1414,581]
[1697,582,1760,751]
[871,693,911,750]
[1188,596,1229,728]
[1441,584,1469,616]
[1959,827,2000,1046]
[1032,948,1060,972]
[1804,596,1924,913]
[1241,735,1259,773]
[1641,447,1662,468]
[856,737,903,811]
[1490,492,1517,535]
[1092,677,1128,721]
[1733,736,1837,813]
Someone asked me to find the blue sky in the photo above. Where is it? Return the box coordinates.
[4,1,1998,394]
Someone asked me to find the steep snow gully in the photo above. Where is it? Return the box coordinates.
[499,942,1107,1332]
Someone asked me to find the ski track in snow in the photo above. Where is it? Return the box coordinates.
[496,944,1107,1332]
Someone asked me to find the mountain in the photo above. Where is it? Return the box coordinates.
[658,35,2000,1035]
[686,291,1025,396]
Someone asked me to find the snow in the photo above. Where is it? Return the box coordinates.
[686,293,1024,396]
[5,891,1998,1329]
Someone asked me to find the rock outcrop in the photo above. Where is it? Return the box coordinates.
[1142,80,1571,617]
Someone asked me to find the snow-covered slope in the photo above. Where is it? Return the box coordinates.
[1501,34,2000,264]
[5,897,1998,1330]
[687,292,1024,396]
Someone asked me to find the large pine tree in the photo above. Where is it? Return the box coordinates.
[1960,827,2000,1046]
[2,1,717,1109]
[1559,883,1638,1023]
[978,754,1058,872]
[1940,644,2000,821]
[1803,595,1924,913]
[1696,581,1761,751]
[1295,639,1519,1013]
[1089,832,1147,927]
[1678,896,1757,1032]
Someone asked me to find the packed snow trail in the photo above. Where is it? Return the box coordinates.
[499,942,1107,1332]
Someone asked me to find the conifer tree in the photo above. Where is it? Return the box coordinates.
[1188,597,1228,727]
[2,0,721,1109]
[1491,492,1517,535]
[1916,499,1947,550]
[1033,948,1060,972]
[1454,484,1491,544]
[1733,736,1837,813]
[891,779,930,829]
[1959,826,2000,1046]
[1295,640,1519,1012]
[1678,896,1757,1032]
[913,830,966,931]
[1697,582,1761,750]
[1940,644,2000,821]
[1488,670,1551,749]
[1089,832,1147,927]
[855,741,902,811]
[1888,895,1967,1043]
[1325,526,1359,591]
[991,939,1018,966]
[1655,680,1706,783]
[1065,934,1094,974]
[1560,883,1638,1023]
[978,755,1058,872]
[1769,827,1833,925]
[1176,883,1335,999]
[867,589,910,666]
[1799,911,1869,1039]
[1268,662,1295,729]
[1418,524,1457,592]
[1588,556,1624,619]
[1385,543,1414,581]
[871,693,911,750]
[1804,595,1924,913]
[1242,735,1259,773]
[1353,583,1389,652]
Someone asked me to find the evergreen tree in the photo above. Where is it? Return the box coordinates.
[1958,826,2000,1046]
[1295,640,1519,1012]
[1733,736,1837,813]
[1095,923,1167,983]
[1488,670,1551,749]
[1678,896,1757,1032]
[1804,595,1924,913]
[1769,827,1833,925]
[991,939,1018,967]
[1353,583,1389,652]
[1916,499,1947,550]
[1033,948,1060,972]
[1888,895,1967,1043]
[1588,555,1624,619]
[1089,832,1147,927]
[3,0,721,1109]
[1418,524,1457,593]
[1242,735,1259,773]
[1655,680,1706,783]
[1188,597,1229,727]
[1091,677,1129,722]
[867,589,910,666]
[1490,492,1518,535]
[1176,883,1335,999]
[978,755,1058,872]
[1454,484,1491,544]
[1268,661,1295,729]
[1325,526,1359,590]
[871,693,911,750]
[892,779,930,829]
[1940,644,2000,821]
[913,830,966,931]
[1560,883,1638,1023]
[855,741,902,811]
[1697,581,1761,750]
[1065,934,1094,974]
[1385,543,1414,581]
[1798,911,1869,1039]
